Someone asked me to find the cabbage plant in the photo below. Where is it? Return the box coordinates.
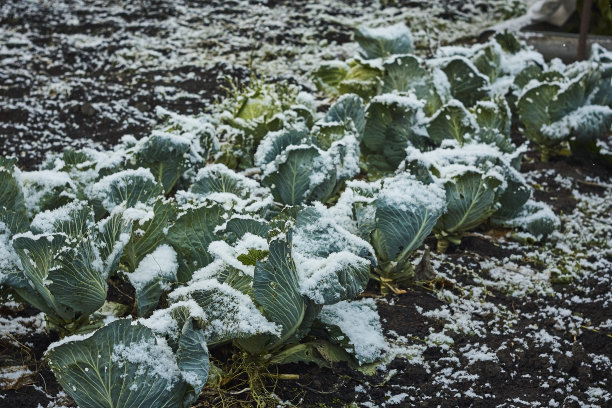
[331,173,446,288]
[2,200,130,335]
[255,95,364,205]
[46,311,210,408]
[518,66,612,161]
[402,142,531,252]
[166,203,385,366]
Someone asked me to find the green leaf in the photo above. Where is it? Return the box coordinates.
[494,31,522,54]
[471,43,501,83]
[173,278,278,347]
[472,99,510,135]
[166,203,225,282]
[236,249,269,266]
[363,94,429,170]
[135,133,191,193]
[441,57,489,107]
[494,176,532,220]
[30,200,94,239]
[20,170,76,217]
[545,106,612,144]
[190,164,261,200]
[90,168,163,212]
[215,265,255,296]
[98,212,132,277]
[337,60,383,100]
[48,239,107,318]
[354,23,414,59]
[253,236,306,346]
[317,299,387,365]
[262,146,336,206]
[293,206,373,305]
[518,82,561,147]
[313,61,350,96]
[11,233,72,322]
[222,216,270,242]
[372,176,446,265]
[514,63,543,88]
[427,101,476,145]
[0,157,27,232]
[122,199,177,273]
[471,99,514,152]
[435,171,503,246]
[176,319,210,399]
[254,125,311,169]
[268,340,354,369]
[46,319,191,408]
[381,55,442,115]
[129,244,179,317]
[324,94,366,139]
[500,199,559,240]
[549,71,595,121]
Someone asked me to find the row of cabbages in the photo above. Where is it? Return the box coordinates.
[1,24,611,408]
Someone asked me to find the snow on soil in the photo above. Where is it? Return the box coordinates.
[0,0,525,168]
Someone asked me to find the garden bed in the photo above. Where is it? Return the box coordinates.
[1,1,611,408]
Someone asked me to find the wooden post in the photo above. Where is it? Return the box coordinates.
[577,0,593,60]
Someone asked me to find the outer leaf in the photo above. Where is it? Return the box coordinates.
[372,176,446,264]
[48,239,107,317]
[172,279,278,347]
[441,57,489,107]
[354,23,414,59]
[176,319,210,399]
[254,125,311,169]
[20,170,76,217]
[544,105,612,144]
[90,168,163,212]
[317,299,387,365]
[518,83,560,145]
[494,172,531,220]
[30,200,94,239]
[129,245,179,317]
[323,94,366,139]
[382,55,442,115]
[263,146,336,206]
[190,164,260,200]
[46,319,188,408]
[337,60,383,100]
[222,216,270,241]
[549,71,595,121]
[312,61,349,96]
[500,199,559,240]
[427,101,476,145]
[98,212,132,277]
[11,233,71,322]
[135,133,191,193]
[494,31,522,54]
[166,204,225,282]
[471,43,501,82]
[0,157,27,232]
[268,340,353,369]
[122,199,177,272]
[253,237,306,346]
[362,94,429,170]
[293,206,373,305]
[435,171,503,241]
[514,63,543,88]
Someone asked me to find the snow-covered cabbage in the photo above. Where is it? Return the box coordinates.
[46,318,209,408]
